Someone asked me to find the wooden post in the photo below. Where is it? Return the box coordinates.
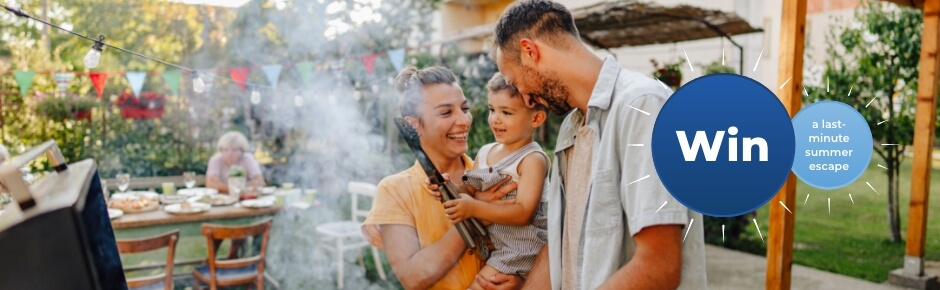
[767,0,807,289]
[904,0,939,277]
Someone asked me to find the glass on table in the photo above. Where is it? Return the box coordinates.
[116,173,130,193]
[183,171,196,189]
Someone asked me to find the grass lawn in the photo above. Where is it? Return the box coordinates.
[746,156,940,282]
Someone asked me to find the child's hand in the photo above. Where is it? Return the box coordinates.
[443,193,476,224]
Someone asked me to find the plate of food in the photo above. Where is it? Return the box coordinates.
[177,187,219,196]
[108,192,159,213]
[159,194,189,204]
[240,198,275,209]
[164,201,211,214]
[190,194,239,206]
[108,208,124,219]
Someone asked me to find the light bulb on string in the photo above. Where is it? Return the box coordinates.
[83,35,105,68]
[294,95,303,107]
[192,71,205,93]
[250,89,261,105]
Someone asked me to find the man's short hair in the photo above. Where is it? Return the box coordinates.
[493,0,580,63]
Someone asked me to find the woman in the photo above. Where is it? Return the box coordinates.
[361,66,521,290]
[205,131,265,193]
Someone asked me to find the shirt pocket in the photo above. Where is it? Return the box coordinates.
[586,168,622,232]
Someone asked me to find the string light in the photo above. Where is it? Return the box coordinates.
[0,3,274,94]
[192,71,205,93]
[251,90,261,104]
[83,35,105,68]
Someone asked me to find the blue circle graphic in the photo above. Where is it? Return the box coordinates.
[651,74,795,217]
[791,101,873,189]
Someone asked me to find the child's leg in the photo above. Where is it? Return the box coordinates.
[468,265,504,290]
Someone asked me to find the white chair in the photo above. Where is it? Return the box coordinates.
[315,181,387,289]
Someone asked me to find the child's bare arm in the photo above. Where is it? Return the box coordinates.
[444,153,547,226]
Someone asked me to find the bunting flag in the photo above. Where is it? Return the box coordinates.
[295,62,313,83]
[162,69,181,96]
[362,54,379,75]
[198,69,214,93]
[229,67,249,91]
[125,71,147,97]
[13,71,35,97]
[330,59,345,71]
[261,65,282,89]
[54,72,74,96]
[387,48,406,72]
[89,72,109,98]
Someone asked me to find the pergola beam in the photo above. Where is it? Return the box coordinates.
[890,0,940,288]
[766,0,806,289]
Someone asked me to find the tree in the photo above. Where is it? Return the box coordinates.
[806,1,939,242]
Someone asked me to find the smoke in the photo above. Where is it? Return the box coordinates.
[175,0,437,288]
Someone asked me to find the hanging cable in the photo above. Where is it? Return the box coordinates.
[1,3,277,92]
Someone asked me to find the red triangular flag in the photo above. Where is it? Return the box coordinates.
[362,54,379,75]
[230,68,250,91]
[89,72,109,98]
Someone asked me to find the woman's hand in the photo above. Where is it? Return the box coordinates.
[443,194,477,224]
[425,173,478,201]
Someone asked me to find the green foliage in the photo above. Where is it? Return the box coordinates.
[227,165,246,177]
[34,96,98,122]
[806,0,935,242]
[701,60,737,75]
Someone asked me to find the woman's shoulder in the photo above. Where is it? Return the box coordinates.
[207,154,223,164]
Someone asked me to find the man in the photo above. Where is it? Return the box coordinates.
[486,1,707,289]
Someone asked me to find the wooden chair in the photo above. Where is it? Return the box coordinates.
[116,230,180,290]
[193,217,273,290]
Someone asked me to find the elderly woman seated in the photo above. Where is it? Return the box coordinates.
[206,131,266,193]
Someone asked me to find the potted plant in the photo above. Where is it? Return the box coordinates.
[227,165,247,197]
[70,98,97,120]
[651,58,684,89]
[116,91,165,119]
[36,96,97,121]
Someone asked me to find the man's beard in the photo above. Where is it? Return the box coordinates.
[534,73,573,115]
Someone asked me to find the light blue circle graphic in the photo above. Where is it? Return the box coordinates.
[651,74,795,217]
[791,101,873,190]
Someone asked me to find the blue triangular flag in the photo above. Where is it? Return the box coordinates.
[387,48,406,72]
[126,71,147,97]
[261,65,282,89]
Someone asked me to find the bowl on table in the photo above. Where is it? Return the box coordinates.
[159,194,190,204]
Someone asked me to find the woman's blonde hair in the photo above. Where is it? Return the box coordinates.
[394,66,459,118]
[216,131,250,153]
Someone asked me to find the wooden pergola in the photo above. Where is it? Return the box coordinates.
[767,0,938,288]
[571,1,761,73]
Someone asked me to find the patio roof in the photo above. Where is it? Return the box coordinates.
[881,0,925,9]
[432,0,762,59]
[571,0,763,49]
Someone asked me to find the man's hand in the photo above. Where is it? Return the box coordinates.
[443,193,477,224]
[476,273,523,290]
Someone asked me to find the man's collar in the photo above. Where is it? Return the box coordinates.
[586,56,621,111]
